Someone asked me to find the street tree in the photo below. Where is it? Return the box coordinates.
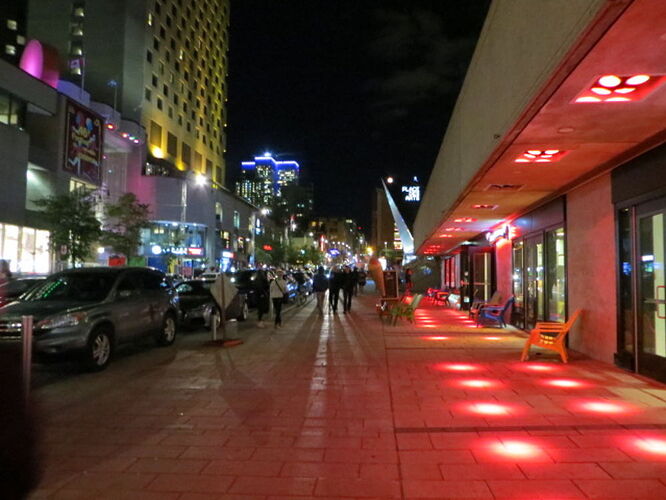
[100,193,151,262]
[33,189,101,267]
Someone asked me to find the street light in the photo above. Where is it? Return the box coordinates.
[194,173,207,186]
[387,176,394,184]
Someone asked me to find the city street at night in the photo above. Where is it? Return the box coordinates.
[29,293,666,499]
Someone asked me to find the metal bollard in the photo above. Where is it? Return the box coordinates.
[21,315,33,401]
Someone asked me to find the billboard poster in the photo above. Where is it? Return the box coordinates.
[64,99,103,185]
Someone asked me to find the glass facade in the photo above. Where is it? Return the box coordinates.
[0,223,50,274]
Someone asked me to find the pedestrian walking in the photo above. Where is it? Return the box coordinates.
[342,265,356,313]
[352,266,360,296]
[405,268,414,293]
[312,266,329,314]
[0,260,12,284]
[270,269,288,329]
[255,269,270,328]
[357,268,367,295]
[328,266,344,313]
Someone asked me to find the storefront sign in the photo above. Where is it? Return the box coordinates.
[222,250,235,259]
[187,247,204,256]
[108,255,126,267]
[64,99,103,185]
[486,224,514,244]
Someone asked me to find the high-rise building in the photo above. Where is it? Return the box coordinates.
[0,1,27,65]
[236,153,300,208]
[27,0,229,186]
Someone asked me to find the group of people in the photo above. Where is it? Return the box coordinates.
[312,265,367,314]
[253,268,289,329]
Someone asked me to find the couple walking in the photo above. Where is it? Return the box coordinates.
[312,265,356,314]
[255,269,288,329]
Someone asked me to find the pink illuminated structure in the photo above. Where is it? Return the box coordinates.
[575,74,665,103]
[19,40,60,88]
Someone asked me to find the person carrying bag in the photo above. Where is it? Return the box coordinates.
[269,270,288,329]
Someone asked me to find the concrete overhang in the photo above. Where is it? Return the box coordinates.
[416,0,666,255]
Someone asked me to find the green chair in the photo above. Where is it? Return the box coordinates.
[390,294,423,325]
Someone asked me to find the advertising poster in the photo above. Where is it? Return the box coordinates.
[64,99,103,185]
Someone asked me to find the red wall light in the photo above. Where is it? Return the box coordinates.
[515,149,568,163]
[575,74,665,103]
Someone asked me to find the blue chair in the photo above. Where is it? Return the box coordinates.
[477,296,514,328]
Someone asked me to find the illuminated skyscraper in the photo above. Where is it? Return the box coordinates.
[236,153,300,208]
[27,0,230,185]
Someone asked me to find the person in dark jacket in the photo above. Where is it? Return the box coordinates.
[312,266,329,314]
[328,266,344,313]
[255,269,270,328]
[342,265,356,313]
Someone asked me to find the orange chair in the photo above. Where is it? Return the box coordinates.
[520,310,582,363]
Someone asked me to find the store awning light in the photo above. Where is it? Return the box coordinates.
[575,74,664,103]
[515,149,567,163]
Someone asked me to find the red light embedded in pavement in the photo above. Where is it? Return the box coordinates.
[518,363,559,372]
[458,379,498,389]
[598,75,622,87]
[435,363,480,372]
[493,440,540,458]
[544,379,586,388]
[470,403,509,415]
[577,400,630,414]
[634,437,666,455]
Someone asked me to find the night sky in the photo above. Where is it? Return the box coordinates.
[226,1,491,231]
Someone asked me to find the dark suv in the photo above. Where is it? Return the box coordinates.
[0,267,178,370]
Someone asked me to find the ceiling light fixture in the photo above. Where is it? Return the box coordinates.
[575,74,664,103]
[515,149,567,163]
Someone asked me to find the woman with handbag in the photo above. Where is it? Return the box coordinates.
[269,269,288,329]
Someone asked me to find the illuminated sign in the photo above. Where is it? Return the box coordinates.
[328,248,340,256]
[222,250,235,259]
[187,247,204,256]
[262,244,273,251]
[64,99,103,185]
[486,224,515,244]
[402,185,420,202]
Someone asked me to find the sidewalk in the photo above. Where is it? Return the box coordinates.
[30,292,666,499]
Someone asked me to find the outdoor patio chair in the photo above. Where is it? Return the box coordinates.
[469,291,503,321]
[476,296,514,328]
[390,293,424,325]
[520,309,582,363]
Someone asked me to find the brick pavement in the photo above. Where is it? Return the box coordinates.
[28,292,666,499]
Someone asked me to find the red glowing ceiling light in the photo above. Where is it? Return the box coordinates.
[423,335,449,340]
[443,227,464,232]
[484,336,501,340]
[514,149,567,164]
[472,204,498,210]
[454,217,477,223]
[575,74,665,103]
[543,378,586,388]
[438,234,454,238]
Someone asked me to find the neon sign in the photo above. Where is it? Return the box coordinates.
[402,185,421,202]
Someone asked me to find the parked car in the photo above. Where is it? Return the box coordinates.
[174,279,248,327]
[0,267,178,371]
[233,270,261,307]
[0,277,46,308]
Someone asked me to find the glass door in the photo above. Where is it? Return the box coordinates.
[472,252,491,302]
[512,241,524,329]
[637,206,666,381]
[525,235,545,330]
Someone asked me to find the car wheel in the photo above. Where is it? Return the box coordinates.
[85,327,113,371]
[156,313,177,346]
[238,302,249,321]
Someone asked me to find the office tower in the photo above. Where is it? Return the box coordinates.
[0,1,27,64]
[27,0,230,186]
[236,153,300,208]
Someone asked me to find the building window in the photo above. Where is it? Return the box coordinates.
[150,121,162,148]
[72,6,85,17]
[206,159,213,178]
[153,37,159,50]
[163,84,168,97]
[167,132,177,157]
[5,45,16,56]
[7,19,18,30]
[156,98,163,110]
[147,12,153,26]
[144,88,151,101]
[194,152,202,171]
[146,50,153,63]
[152,74,158,87]
[182,142,191,167]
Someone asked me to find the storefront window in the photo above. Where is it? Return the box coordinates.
[0,224,51,273]
[618,208,634,354]
[512,241,524,328]
[546,227,566,322]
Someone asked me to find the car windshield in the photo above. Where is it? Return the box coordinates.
[22,273,117,302]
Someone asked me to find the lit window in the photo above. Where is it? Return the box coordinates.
[147,12,153,26]
[16,35,25,45]
[7,19,18,30]
[5,45,16,56]
[73,7,85,17]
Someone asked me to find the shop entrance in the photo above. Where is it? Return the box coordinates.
[636,201,666,381]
